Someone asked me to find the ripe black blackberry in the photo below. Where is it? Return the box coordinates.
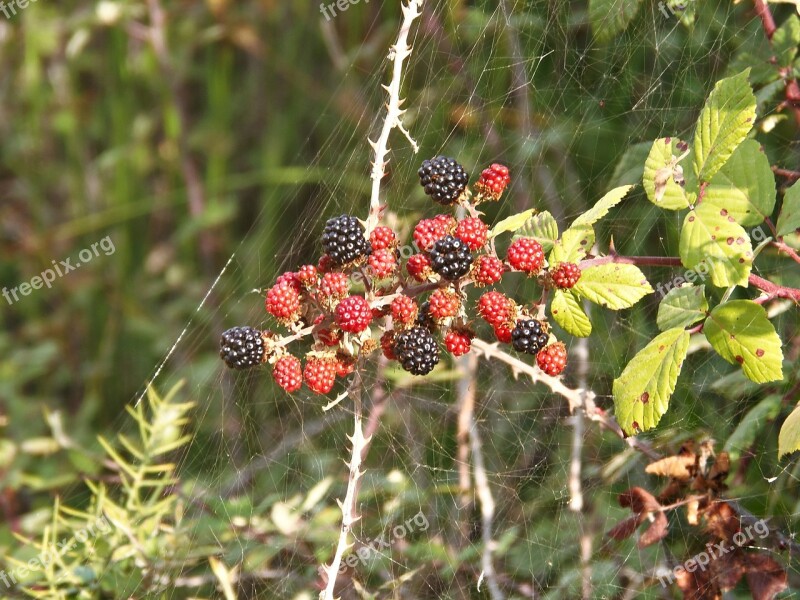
[511,319,549,355]
[393,325,440,375]
[418,156,469,205]
[429,235,473,281]
[321,214,372,266]
[220,326,267,369]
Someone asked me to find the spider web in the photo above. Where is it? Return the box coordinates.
[72,1,798,598]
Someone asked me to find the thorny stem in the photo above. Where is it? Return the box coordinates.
[320,370,369,600]
[366,0,424,232]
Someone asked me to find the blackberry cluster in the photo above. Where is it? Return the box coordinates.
[418,156,469,205]
[429,235,473,281]
[220,326,266,369]
[322,214,372,266]
[394,326,440,375]
[511,319,548,355]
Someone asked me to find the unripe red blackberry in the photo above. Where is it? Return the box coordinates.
[335,295,372,333]
[537,342,568,376]
[273,355,303,392]
[406,254,433,282]
[507,237,545,274]
[335,354,356,378]
[322,214,372,266]
[418,156,470,205]
[413,215,455,251]
[297,265,319,288]
[455,217,489,251]
[551,262,581,289]
[393,326,440,375]
[445,328,473,357]
[474,163,510,201]
[319,272,349,301]
[473,255,506,286]
[369,226,397,251]
[368,248,397,280]
[380,330,397,360]
[276,271,302,292]
[304,355,337,394]
[317,254,334,273]
[265,282,301,322]
[391,295,418,326]
[219,326,267,370]
[428,288,461,321]
[477,291,515,328]
[494,322,513,344]
[511,319,548,355]
[430,235,473,281]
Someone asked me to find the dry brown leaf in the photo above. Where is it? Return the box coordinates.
[639,511,669,548]
[745,553,787,600]
[619,486,661,514]
[646,454,696,481]
[704,501,740,540]
[606,515,643,541]
[675,566,721,600]
[687,498,700,525]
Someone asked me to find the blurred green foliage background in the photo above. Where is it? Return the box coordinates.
[0,0,799,597]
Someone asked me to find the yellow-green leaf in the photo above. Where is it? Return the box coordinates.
[573,263,653,310]
[704,300,784,383]
[490,209,536,238]
[776,179,800,237]
[551,289,592,337]
[614,328,690,435]
[657,284,708,331]
[588,0,643,42]
[643,138,693,209]
[693,70,757,182]
[778,401,800,459]
[704,139,776,226]
[516,210,559,252]
[572,185,634,228]
[679,202,753,287]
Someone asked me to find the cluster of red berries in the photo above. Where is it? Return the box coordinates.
[220,157,578,393]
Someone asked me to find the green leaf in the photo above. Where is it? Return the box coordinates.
[551,289,592,337]
[549,225,594,264]
[779,401,800,459]
[773,14,800,68]
[614,328,690,435]
[656,285,708,331]
[588,0,643,42]
[693,71,757,182]
[665,0,696,27]
[704,300,784,383]
[643,138,693,209]
[679,202,753,287]
[776,180,800,237]
[490,209,536,238]
[573,263,653,310]
[572,185,634,228]
[704,139,776,226]
[517,210,559,252]
[723,394,781,461]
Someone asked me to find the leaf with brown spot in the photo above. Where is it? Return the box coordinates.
[639,510,669,548]
[646,454,696,481]
[745,553,787,600]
